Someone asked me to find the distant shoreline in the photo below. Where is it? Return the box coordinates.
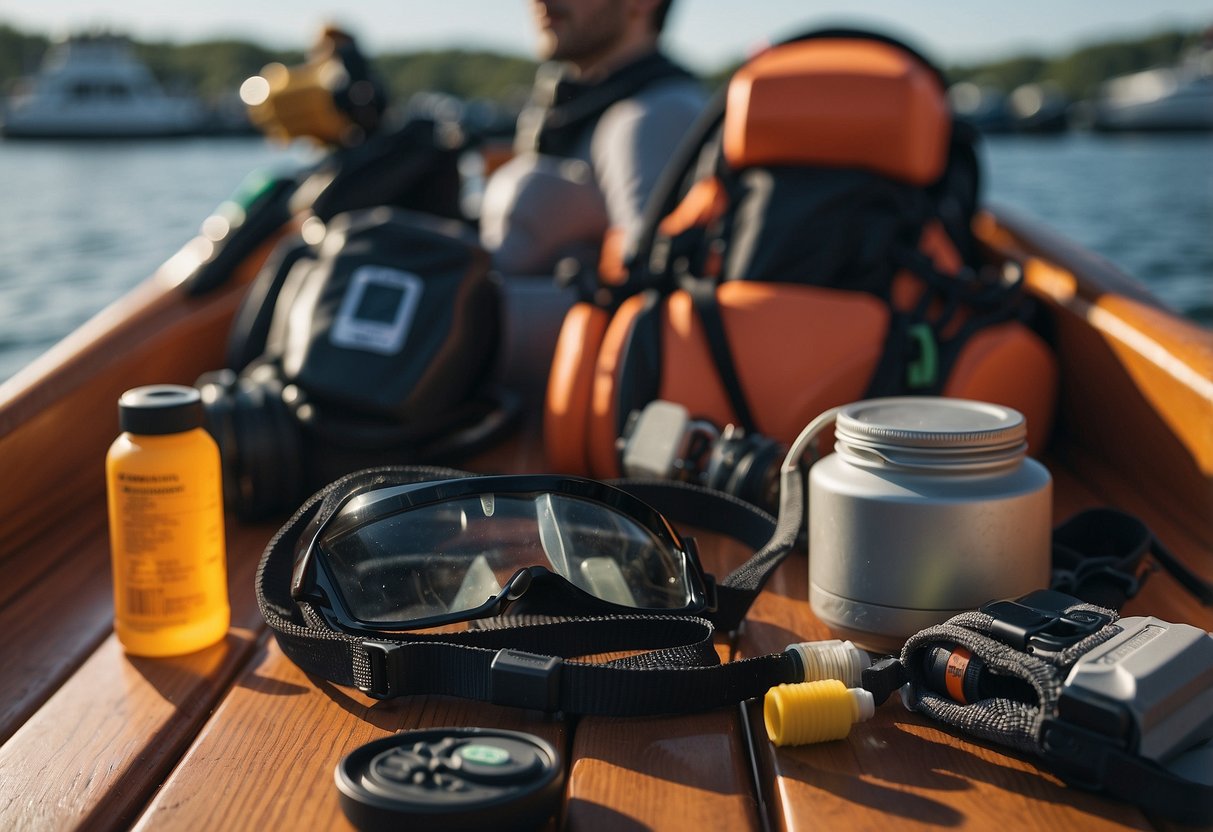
[1,20,1206,106]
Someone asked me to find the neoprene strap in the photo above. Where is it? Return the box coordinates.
[1052,506,1213,608]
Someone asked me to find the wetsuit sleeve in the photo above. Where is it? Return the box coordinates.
[590,80,707,250]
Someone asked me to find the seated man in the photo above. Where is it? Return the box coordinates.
[480,0,707,277]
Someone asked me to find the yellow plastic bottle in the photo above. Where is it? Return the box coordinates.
[106,385,230,656]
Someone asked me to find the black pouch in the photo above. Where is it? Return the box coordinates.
[231,206,499,421]
[199,207,513,519]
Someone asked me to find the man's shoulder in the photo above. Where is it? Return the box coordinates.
[595,74,707,144]
[612,73,707,116]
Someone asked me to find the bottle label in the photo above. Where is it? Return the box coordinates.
[110,466,226,628]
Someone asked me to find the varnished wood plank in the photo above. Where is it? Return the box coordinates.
[1043,296,1211,534]
[130,637,566,831]
[743,695,1150,832]
[0,519,277,831]
[0,507,113,745]
[1047,456,1104,519]
[566,529,762,831]
[0,631,259,832]
[0,519,101,611]
[0,509,275,745]
[566,713,759,831]
[978,208,1213,531]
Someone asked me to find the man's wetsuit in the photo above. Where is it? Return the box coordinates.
[480,51,706,276]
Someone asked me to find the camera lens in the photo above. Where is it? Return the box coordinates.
[196,368,304,520]
[704,430,783,514]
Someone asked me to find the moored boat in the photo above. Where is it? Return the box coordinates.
[1,33,209,139]
[1089,38,1213,132]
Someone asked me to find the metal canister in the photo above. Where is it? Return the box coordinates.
[808,397,1052,652]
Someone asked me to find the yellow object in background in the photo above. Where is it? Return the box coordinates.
[765,679,875,746]
[241,58,354,146]
[106,386,230,657]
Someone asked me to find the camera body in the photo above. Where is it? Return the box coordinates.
[910,588,1213,820]
[979,590,1213,768]
[1058,613,1213,766]
[618,400,783,513]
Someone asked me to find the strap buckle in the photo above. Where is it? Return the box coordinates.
[490,649,563,712]
[983,593,1112,654]
[359,641,406,699]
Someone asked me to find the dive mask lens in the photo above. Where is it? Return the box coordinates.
[298,476,703,630]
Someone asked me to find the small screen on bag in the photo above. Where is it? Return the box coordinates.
[354,283,406,324]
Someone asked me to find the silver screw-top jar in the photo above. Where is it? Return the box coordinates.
[808,397,1052,652]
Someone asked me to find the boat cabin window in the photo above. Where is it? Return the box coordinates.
[69,82,136,100]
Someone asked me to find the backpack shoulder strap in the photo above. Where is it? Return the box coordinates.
[680,276,759,434]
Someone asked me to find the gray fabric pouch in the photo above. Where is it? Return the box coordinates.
[900,601,1122,754]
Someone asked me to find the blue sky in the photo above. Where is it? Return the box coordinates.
[2,1,1210,71]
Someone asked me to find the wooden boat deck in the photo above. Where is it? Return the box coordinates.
[0,210,1209,830]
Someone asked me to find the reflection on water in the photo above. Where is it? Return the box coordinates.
[0,138,298,381]
[982,133,1213,323]
[0,133,1209,382]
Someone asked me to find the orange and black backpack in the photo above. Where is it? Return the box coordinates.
[544,29,1057,479]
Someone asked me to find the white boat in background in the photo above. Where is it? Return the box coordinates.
[1,33,209,139]
[1091,38,1213,131]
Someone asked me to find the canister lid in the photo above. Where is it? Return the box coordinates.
[835,398,1026,461]
[118,385,204,435]
[335,727,562,832]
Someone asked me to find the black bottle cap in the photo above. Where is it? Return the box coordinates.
[118,385,204,435]
[335,727,563,832]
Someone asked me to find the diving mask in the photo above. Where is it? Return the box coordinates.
[290,473,715,633]
[257,438,811,715]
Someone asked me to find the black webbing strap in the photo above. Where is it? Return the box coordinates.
[1042,719,1213,826]
[612,476,800,630]
[1051,507,1213,609]
[680,276,759,435]
[280,614,802,715]
[256,467,803,715]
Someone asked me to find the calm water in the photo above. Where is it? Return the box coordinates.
[0,133,1210,382]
